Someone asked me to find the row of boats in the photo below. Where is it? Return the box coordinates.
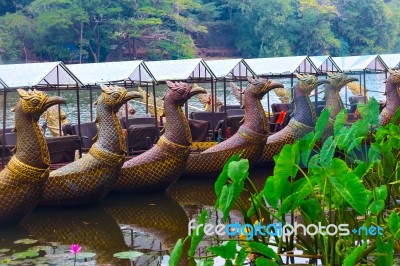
[0,70,399,225]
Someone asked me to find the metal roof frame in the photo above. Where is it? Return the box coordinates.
[379,53,400,69]
[204,58,256,81]
[310,55,342,73]
[331,55,388,73]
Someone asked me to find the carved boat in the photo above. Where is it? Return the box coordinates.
[258,74,329,164]
[184,78,284,177]
[0,89,65,224]
[322,72,358,139]
[40,85,142,206]
[113,81,206,192]
[380,69,400,125]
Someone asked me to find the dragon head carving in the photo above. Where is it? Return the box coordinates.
[295,73,329,95]
[326,72,358,92]
[164,81,206,106]
[98,84,142,112]
[246,77,284,99]
[15,89,66,120]
[386,69,400,96]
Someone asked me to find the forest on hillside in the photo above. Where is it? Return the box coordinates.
[0,0,399,64]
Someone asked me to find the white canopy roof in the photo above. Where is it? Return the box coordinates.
[0,61,82,89]
[67,60,154,86]
[379,54,400,69]
[244,56,318,76]
[310,55,341,73]
[205,58,255,79]
[143,58,214,83]
[332,55,387,72]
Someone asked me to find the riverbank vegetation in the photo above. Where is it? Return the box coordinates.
[1,0,400,63]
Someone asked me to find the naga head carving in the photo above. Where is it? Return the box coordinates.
[386,69,400,96]
[164,81,206,106]
[15,89,66,120]
[295,73,329,95]
[246,77,284,99]
[98,84,142,112]
[326,72,358,92]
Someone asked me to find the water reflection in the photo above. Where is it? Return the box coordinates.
[21,205,127,265]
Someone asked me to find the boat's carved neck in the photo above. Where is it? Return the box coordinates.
[385,82,400,114]
[243,92,268,134]
[96,101,124,153]
[325,85,344,119]
[293,85,316,127]
[163,99,191,146]
[14,103,50,169]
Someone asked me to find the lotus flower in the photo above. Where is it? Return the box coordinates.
[69,244,82,254]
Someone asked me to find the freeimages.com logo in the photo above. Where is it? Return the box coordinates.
[188,220,383,241]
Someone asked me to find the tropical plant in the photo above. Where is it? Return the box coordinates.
[170,98,400,265]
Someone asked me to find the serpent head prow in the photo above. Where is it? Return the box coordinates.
[15,89,65,120]
[327,72,358,91]
[246,77,284,99]
[164,81,206,105]
[98,84,142,111]
[295,74,329,94]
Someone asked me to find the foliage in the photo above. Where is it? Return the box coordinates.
[0,0,400,63]
[172,99,400,265]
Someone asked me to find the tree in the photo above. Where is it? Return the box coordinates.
[0,12,34,62]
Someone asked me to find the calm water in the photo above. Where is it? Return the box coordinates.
[0,73,387,129]
[0,168,275,266]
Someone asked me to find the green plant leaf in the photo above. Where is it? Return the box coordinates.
[215,154,241,197]
[13,239,38,245]
[235,247,248,265]
[263,177,281,208]
[369,200,384,215]
[374,185,387,201]
[227,159,249,183]
[320,136,336,165]
[12,250,39,259]
[255,257,279,266]
[169,238,184,266]
[314,108,331,140]
[113,251,143,259]
[334,110,346,137]
[189,210,207,257]
[388,212,400,240]
[273,144,299,180]
[377,236,394,266]
[343,242,367,266]
[357,98,379,125]
[208,241,236,260]
[299,198,320,220]
[329,171,369,215]
[247,242,279,261]
[219,181,244,221]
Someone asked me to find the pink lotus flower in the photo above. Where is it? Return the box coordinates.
[69,244,82,254]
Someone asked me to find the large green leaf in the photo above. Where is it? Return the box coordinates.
[329,171,370,215]
[314,108,331,140]
[189,210,207,257]
[343,242,367,266]
[12,250,39,259]
[334,110,346,137]
[369,200,384,215]
[263,176,290,208]
[357,98,379,126]
[215,154,241,197]
[169,238,184,266]
[246,242,279,261]
[320,136,336,165]
[388,212,400,240]
[273,143,299,180]
[299,198,320,220]
[374,185,387,201]
[218,181,244,221]
[208,241,236,260]
[227,159,249,183]
[376,236,394,266]
[235,247,248,266]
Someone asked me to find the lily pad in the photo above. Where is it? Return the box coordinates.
[12,250,39,259]
[13,239,38,245]
[75,252,96,260]
[0,249,9,253]
[113,251,144,259]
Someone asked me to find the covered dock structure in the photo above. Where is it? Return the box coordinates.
[379,54,400,70]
